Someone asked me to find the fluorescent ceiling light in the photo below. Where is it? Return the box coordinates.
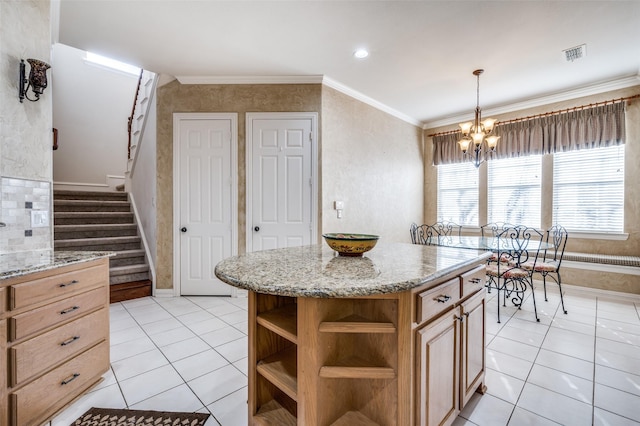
[86,52,140,75]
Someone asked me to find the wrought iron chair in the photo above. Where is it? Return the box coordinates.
[479,222,516,293]
[410,222,461,245]
[410,223,438,245]
[480,222,515,238]
[432,221,462,238]
[521,225,569,314]
[485,225,543,323]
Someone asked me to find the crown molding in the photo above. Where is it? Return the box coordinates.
[174,73,639,131]
[423,73,640,130]
[321,76,422,127]
[175,75,324,85]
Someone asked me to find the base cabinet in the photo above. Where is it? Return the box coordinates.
[0,258,110,426]
[416,310,460,426]
[248,262,487,426]
[416,290,486,426]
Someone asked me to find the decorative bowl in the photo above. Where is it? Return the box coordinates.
[322,233,380,257]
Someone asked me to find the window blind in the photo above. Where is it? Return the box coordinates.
[487,156,541,227]
[553,145,624,232]
[437,162,478,226]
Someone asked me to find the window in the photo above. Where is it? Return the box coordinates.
[553,145,624,232]
[437,162,478,226]
[85,52,141,75]
[487,155,541,227]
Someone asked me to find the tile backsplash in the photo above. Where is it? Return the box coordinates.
[0,177,52,254]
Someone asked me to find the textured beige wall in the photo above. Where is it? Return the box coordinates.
[0,0,52,181]
[321,86,424,242]
[156,82,321,289]
[425,86,640,293]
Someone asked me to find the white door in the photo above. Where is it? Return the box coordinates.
[247,113,317,252]
[174,113,237,295]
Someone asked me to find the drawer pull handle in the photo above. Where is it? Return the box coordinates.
[470,278,482,284]
[58,279,79,288]
[455,315,465,322]
[60,336,80,346]
[60,306,80,315]
[61,373,80,385]
[434,295,451,303]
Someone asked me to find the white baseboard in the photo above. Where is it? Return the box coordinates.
[154,288,177,298]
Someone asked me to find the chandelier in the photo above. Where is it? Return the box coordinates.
[457,69,499,167]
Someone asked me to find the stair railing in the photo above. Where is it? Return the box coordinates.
[127,69,144,160]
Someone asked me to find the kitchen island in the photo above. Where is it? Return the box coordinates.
[215,243,491,426]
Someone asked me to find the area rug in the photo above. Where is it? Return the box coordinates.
[71,407,210,426]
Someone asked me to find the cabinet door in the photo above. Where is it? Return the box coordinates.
[460,291,486,407]
[416,310,459,426]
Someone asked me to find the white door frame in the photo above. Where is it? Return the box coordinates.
[173,112,239,296]
[246,112,319,252]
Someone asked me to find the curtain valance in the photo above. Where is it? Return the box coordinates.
[432,101,626,165]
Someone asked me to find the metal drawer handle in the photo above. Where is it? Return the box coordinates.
[455,315,464,322]
[61,373,80,385]
[58,279,79,288]
[60,336,80,346]
[469,278,482,284]
[60,306,80,315]
[434,295,451,303]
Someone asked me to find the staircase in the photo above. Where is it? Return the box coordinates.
[53,190,152,303]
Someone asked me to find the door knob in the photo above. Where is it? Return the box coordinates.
[254,226,260,232]
[181,227,187,233]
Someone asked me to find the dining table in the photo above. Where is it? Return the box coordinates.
[422,235,554,252]
[422,234,555,323]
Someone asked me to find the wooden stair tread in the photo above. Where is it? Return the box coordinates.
[254,399,296,426]
[319,314,395,333]
[331,410,380,426]
[257,304,297,343]
[256,346,297,401]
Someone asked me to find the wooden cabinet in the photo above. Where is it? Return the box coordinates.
[247,262,486,426]
[0,257,110,426]
[415,275,486,426]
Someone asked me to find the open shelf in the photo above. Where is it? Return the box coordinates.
[256,346,298,401]
[319,314,396,334]
[319,355,395,379]
[254,399,297,426]
[257,304,298,344]
[330,410,380,426]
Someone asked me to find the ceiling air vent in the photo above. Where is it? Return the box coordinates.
[563,44,586,62]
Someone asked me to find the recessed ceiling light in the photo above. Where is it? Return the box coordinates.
[353,49,369,59]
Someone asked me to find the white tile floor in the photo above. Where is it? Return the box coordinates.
[48,284,640,426]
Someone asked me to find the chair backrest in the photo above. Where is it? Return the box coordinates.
[495,225,544,267]
[481,222,515,238]
[432,221,462,238]
[544,225,569,265]
[410,223,440,245]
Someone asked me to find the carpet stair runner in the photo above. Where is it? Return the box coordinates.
[53,190,152,303]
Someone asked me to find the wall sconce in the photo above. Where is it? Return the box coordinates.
[19,58,51,102]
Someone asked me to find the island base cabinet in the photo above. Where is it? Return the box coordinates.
[416,310,460,426]
[416,290,486,426]
[460,291,487,407]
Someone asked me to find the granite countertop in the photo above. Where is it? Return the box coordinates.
[0,250,114,280]
[215,242,492,298]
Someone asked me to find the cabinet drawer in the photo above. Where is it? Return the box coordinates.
[10,341,108,426]
[416,278,460,324]
[10,263,106,311]
[9,286,107,342]
[10,308,107,386]
[460,265,486,299]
